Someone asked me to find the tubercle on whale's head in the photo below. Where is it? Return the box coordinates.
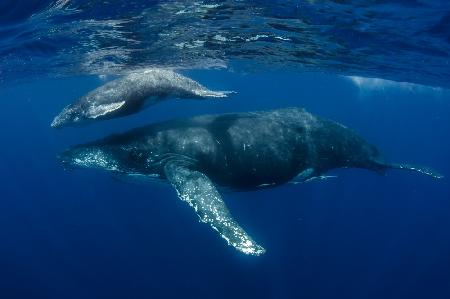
[58,138,149,174]
[58,144,120,172]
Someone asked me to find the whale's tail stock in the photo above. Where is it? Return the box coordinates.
[387,163,444,179]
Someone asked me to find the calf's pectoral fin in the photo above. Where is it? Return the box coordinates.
[193,89,236,98]
[87,101,126,119]
[164,161,265,256]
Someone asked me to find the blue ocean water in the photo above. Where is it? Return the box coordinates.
[1,1,450,299]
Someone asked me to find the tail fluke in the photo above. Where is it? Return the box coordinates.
[386,163,444,179]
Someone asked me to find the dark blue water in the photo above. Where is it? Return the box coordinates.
[1,71,449,299]
[1,1,450,299]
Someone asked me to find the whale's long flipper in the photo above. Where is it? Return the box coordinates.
[164,161,265,256]
[387,163,444,179]
[194,89,236,98]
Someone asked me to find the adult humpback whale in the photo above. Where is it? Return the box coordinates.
[58,108,443,255]
[51,69,232,128]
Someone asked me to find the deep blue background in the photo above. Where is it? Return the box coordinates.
[0,71,449,298]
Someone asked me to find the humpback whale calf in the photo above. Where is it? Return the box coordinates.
[51,69,232,128]
[58,108,443,255]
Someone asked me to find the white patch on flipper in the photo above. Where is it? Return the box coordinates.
[304,175,338,183]
[88,101,126,118]
[164,161,265,256]
[256,182,276,188]
[293,168,314,182]
[194,90,236,98]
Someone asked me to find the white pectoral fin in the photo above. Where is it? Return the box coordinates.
[164,161,265,256]
[87,101,126,118]
[195,89,236,98]
[291,168,315,183]
[304,175,338,183]
[290,168,337,184]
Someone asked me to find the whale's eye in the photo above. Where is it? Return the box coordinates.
[129,149,143,160]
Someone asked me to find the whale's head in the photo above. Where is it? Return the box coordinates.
[51,104,86,129]
[58,144,121,173]
[52,99,128,129]
[58,135,151,175]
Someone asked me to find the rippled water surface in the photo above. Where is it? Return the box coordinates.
[1,0,449,86]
